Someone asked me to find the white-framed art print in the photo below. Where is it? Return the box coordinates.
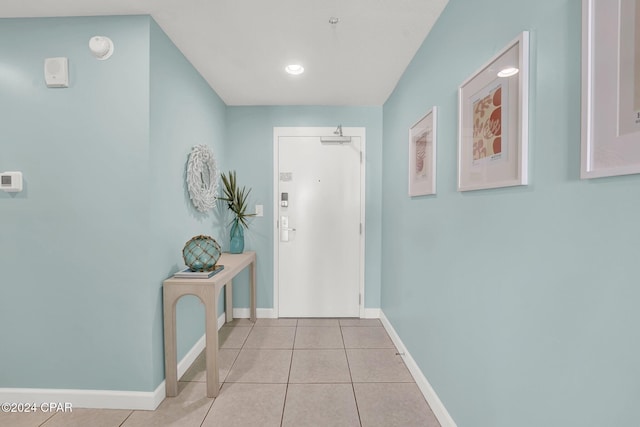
[458,31,529,191]
[409,107,437,196]
[581,0,640,179]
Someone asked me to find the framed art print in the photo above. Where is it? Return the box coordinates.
[409,107,437,196]
[581,0,640,178]
[458,31,529,191]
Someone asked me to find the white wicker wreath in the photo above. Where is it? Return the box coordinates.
[187,145,218,213]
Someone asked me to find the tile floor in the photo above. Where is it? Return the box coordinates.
[2,318,440,427]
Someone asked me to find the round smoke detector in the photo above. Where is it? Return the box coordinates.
[89,36,114,60]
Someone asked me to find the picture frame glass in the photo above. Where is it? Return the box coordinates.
[582,0,640,178]
[618,0,640,136]
[409,108,436,196]
[458,32,528,191]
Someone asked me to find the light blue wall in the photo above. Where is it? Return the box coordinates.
[381,1,640,426]
[225,106,383,310]
[0,16,152,390]
[0,16,228,392]
[149,19,227,386]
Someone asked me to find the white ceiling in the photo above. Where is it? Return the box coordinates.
[0,0,449,106]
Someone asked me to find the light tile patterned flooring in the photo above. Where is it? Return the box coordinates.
[2,318,440,427]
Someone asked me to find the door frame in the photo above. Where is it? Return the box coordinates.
[273,127,366,318]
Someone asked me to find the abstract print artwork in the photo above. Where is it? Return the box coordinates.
[415,133,428,177]
[409,107,437,196]
[472,84,505,164]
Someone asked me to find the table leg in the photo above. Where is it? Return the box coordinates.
[204,287,220,398]
[163,289,178,397]
[225,279,233,323]
[250,260,256,322]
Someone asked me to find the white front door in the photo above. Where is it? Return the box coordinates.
[275,128,364,318]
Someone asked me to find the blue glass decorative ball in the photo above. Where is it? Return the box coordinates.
[182,235,222,272]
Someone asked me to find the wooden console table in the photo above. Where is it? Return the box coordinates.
[163,251,256,398]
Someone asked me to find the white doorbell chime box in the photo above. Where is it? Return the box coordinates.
[44,57,69,88]
[1,172,23,192]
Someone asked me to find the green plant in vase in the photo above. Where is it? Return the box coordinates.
[220,171,255,254]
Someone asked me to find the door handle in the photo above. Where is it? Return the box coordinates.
[281,227,295,242]
[280,216,296,241]
[281,216,296,231]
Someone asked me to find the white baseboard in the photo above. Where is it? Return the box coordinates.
[362,308,380,318]
[0,313,226,411]
[0,386,165,411]
[233,308,276,318]
[233,308,376,319]
[379,311,457,427]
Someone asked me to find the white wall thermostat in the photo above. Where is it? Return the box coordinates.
[1,171,23,192]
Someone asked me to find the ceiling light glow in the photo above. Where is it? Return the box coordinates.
[285,64,304,75]
[497,67,519,77]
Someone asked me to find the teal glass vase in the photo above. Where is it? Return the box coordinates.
[229,219,244,254]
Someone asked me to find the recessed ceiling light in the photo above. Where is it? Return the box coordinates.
[285,64,304,75]
[497,67,519,77]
